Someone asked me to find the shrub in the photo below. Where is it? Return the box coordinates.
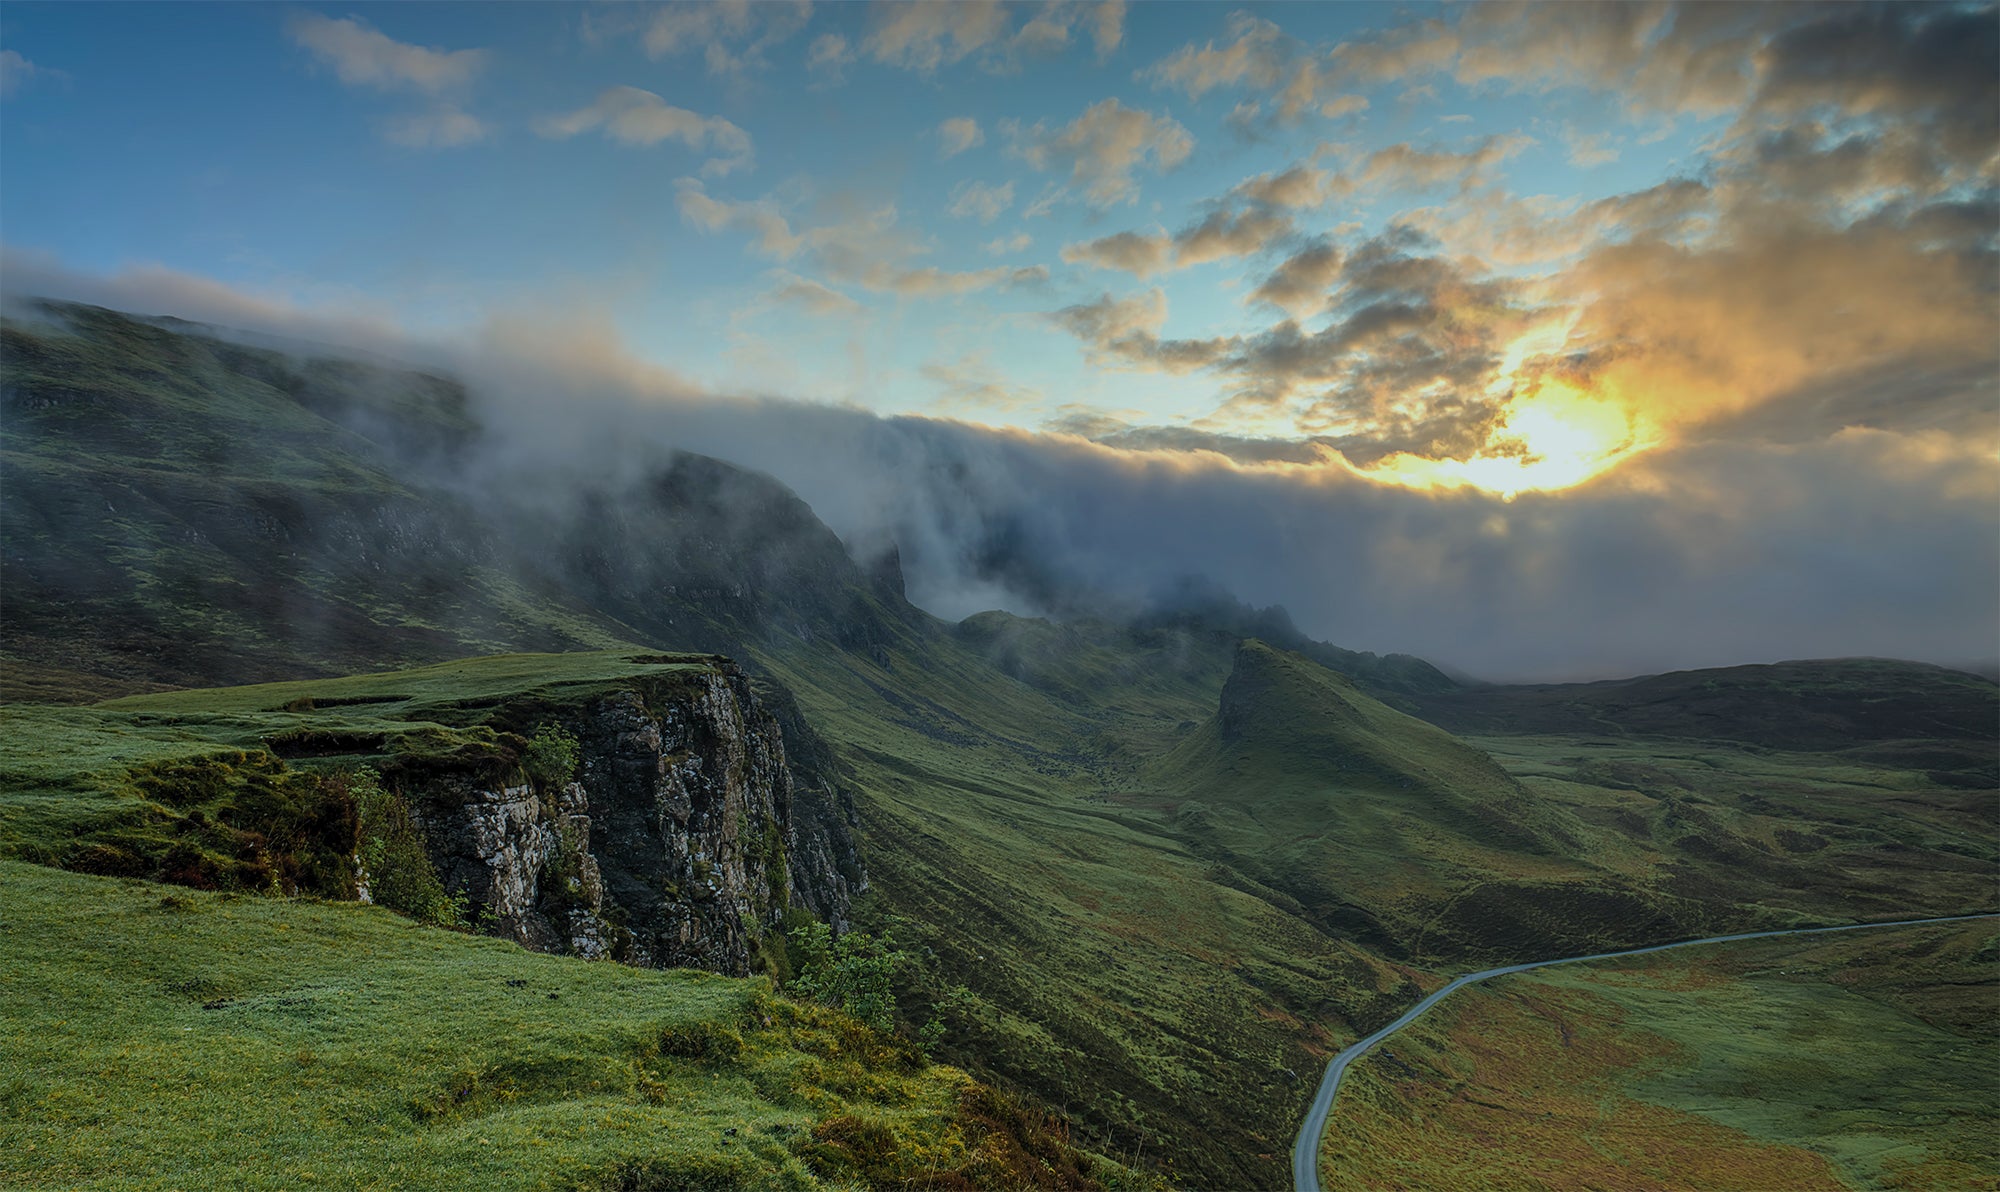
[353,768,465,928]
[786,921,902,1034]
[523,723,580,789]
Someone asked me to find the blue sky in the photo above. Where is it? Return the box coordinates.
[2,2,1995,675]
[5,3,1728,442]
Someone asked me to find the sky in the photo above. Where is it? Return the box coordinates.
[2,2,1996,679]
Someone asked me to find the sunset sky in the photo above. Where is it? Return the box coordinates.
[3,2,1995,676]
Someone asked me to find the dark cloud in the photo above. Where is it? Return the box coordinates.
[1061,206,1293,277]
[7,254,1995,681]
[1750,3,1999,165]
[1247,241,1343,316]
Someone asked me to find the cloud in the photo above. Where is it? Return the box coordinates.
[1052,288,1230,373]
[1318,94,1369,120]
[288,13,486,92]
[983,232,1033,255]
[383,106,491,149]
[865,0,1010,74]
[859,0,1123,75]
[1061,206,1292,277]
[1146,12,1291,99]
[1061,231,1172,277]
[9,250,1993,681]
[540,87,753,175]
[1144,12,1362,128]
[806,32,856,81]
[1231,164,1346,208]
[1008,98,1194,206]
[877,263,1047,297]
[922,354,1043,413]
[1247,241,1343,317]
[768,275,863,317]
[1091,0,1126,59]
[1355,134,1532,192]
[1051,125,1999,482]
[0,49,61,98]
[674,180,804,258]
[1747,2,1999,166]
[1562,126,1620,167]
[624,0,813,73]
[677,181,1043,297]
[947,180,1015,223]
[938,116,985,158]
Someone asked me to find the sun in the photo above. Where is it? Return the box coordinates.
[1342,323,1656,498]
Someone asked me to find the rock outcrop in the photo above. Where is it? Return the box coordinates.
[406,659,859,976]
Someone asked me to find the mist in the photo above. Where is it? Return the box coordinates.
[5,251,1996,683]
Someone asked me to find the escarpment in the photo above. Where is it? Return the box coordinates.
[390,658,859,976]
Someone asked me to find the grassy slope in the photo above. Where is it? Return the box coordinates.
[0,861,1132,1192]
[1475,733,1999,928]
[19,631,1978,1188]
[1322,919,1999,1191]
[0,650,708,873]
[757,629,1420,1186]
[1420,658,2000,757]
[0,308,639,696]
[6,307,1995,1187]
[760,629,1999,1185]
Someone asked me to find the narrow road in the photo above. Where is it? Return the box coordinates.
[1292,911,2000,1192]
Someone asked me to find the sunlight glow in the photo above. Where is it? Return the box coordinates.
[1346,320,1657,498]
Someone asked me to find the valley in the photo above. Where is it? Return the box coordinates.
[1,304,1994,1189]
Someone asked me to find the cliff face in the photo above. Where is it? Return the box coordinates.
[408,659,859,976]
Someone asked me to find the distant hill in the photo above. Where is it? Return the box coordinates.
[1416,658,1999,787]
[0,301,917,700]
[1138,641,1712,960]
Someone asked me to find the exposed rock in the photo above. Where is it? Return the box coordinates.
[416,775,610,960]
[408,659,858,976]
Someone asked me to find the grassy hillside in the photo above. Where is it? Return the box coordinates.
[0,650,713,884]
[0,861,1133,1192]
[5,304,1995,1188]
[754,624,1418,1183]
[1322,919,2000,1191]
[1474,733,2000,928]
[1135,643,1721,961]
[1420,658,1999,759]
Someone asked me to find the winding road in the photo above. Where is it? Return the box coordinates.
[1291,912,2000,1192]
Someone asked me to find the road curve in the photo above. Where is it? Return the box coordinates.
[1292,911,2000,1192]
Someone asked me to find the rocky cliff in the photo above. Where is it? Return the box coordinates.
[398,658,860,976]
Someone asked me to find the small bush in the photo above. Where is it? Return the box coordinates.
[353,768,465,928]
[523,723,580,789]
[786,921,902,1034]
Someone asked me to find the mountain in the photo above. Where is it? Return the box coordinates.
[3,301,1994,1189]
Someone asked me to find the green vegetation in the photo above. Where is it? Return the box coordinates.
[524,724,581,790]
[1323,920,2000,1190]
[786,921,902,1035]
[0,860,1138,1191]
[0,653,726,915]
[353,769,464,927]
[5,305,1994,1187]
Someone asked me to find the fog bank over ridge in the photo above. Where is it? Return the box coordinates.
[4,251,1994,684]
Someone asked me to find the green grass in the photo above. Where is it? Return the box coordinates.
[7,305,1995,1188]
[6,633,1992,1189]
[1323,920,1999,1191]
[753,629,1427,1186]
[0,651,715,879]
[1473,733,2000,925]
[0,860,1133,1191]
